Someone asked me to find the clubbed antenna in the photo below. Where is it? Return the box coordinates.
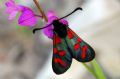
[33,7,83,34]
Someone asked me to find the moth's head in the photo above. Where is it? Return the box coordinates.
[52,20,63,26]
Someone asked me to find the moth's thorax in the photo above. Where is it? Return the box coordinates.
[53,20,68,38]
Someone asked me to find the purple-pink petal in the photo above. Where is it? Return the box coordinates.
[60,19,68,25]
[5,0,15,7]
[43,10,68,39]
[5,0,39,27]
[18,7,37,27]
[5,0,21,19]
[8,11,18,20]
[43,25,53,38]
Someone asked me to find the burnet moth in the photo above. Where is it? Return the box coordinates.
[33,7,95,75]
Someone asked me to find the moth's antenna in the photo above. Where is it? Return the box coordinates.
[33,7,82,34]
[58,7,82,20]
[33,23,52,34]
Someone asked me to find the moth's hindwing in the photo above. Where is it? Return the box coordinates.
[65,27,95,62]
[52,33,72,74]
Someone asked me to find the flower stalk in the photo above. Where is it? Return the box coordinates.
[33,0,48,22]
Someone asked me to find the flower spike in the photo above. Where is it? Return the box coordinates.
[5,0,41,27]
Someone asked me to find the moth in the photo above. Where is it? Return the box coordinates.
[33,7,95,75]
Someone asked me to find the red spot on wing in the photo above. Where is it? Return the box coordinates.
[74,43,80,51]
[54,34,62,45]
[81,46,88,59]
[56,36,61,44]
[67,30,74,39]
[54,58,67,67]
[59,50,66,56]
[54,58,59,63]
[53,48,58,54]
[77,38,82,43]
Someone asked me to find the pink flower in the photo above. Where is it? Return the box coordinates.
[43,10,68,39]
[18,6,38,26]
[5,0,20,20]
[5,0,40,27]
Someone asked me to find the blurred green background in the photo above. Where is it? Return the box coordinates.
[0,0,120,79]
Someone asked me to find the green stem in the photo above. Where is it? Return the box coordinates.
[82,59,106,79]
[82,63,98,78]
[91,59,106,79]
